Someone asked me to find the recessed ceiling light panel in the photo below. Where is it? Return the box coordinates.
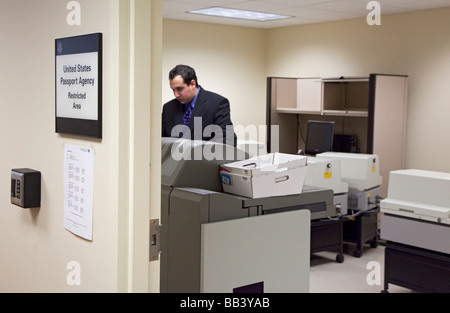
[188,6,292,22]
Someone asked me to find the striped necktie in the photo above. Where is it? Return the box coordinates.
[183,103,193,126]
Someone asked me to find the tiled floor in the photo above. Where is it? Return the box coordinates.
[309,241,413,293]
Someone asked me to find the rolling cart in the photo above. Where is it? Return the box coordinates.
[343,208,379,257]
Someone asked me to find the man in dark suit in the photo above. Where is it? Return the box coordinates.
[162,64,237,146]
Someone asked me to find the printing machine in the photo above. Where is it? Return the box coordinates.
[160,138,337,293]
[380,169,450,292]
[314,152,383,257]
[305,157,349,215]
[315,152,383,211]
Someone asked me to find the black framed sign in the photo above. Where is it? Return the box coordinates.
[55,33,102,138]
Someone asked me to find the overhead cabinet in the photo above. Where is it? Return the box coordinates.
[322,78,369,117]
[266,74,408,197]
[274,77,371,116]
[275,78,322,114]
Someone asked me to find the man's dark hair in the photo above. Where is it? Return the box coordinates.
[169,64,199,87]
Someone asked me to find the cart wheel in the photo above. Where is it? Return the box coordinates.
[353,249,362,258]
[336,254,344,263]
[370,240,378,248]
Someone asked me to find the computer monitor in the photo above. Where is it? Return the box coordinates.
[304,120,335,156]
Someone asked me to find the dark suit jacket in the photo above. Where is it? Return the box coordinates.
[162,87,237,146]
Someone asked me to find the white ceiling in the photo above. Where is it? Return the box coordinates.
[163,0,450,28]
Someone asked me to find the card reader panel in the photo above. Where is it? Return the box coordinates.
[11,168,41,208]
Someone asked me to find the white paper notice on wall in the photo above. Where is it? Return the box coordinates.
[63,144,94,241]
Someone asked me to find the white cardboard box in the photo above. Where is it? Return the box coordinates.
[220,153,307,198]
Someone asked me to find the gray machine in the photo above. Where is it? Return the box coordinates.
[380,169,450,253]
[316,152,383,211]
[160,138,337,293]
[380,169,450,292]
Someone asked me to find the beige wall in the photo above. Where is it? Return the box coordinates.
[0,0,158,292]
[266,8,450,173]
[163,8,450,173]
